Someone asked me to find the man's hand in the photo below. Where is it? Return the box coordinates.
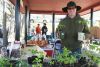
[85,33,91,40]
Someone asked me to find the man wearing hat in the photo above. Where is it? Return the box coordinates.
[42,23,48,35]
[42,23,48,40]
[57,1,90,58]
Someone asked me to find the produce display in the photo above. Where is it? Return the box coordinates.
[27,40,48,47]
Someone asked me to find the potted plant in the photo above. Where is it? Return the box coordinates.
[49,59,54,67]
[17,60,29,67]
[83,49,100,67]
[28,49,44,67]
[32,57,43,67]
[0,57,12,67]
[56,47,76,67]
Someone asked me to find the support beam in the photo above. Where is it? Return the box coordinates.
[28,12,30,34]
[90,8,93,27]
[2,0,8,46]
[15,0,20,41]
[3,13,8,46]
[25,6,28,44]
[52,13,55,38]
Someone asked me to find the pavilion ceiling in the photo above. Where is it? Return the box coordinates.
[10,0,100,15]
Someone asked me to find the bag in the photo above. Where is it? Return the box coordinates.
[44,28,48,32]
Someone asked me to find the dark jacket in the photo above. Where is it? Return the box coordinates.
[42,26,48,35]
[57,14,89,51]
[0,29,3,38]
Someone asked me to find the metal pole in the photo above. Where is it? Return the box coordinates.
[25,6,28,44]
[3,0,8,46]
[52,13,55,38]
[15,0,20,41]
[28,11,30,34]
[90,8,93,27]
[3,13,7,46]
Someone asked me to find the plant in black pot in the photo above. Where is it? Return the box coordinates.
[56,47,76,67]
[28,49,44,67]
[49,59,55,67]
[77,56,89,67]
[32,56,43,67]
[0,57,12,67]
[83,49,100,67]
[18,60,29,67]
[88,55,100,67]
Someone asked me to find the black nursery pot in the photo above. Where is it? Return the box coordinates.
[74,63,81,67]
[63,64,74,67]
[9,60,19,67]
[89,63,98,67]
[43,62,51,67]
[27,56,43,64]
[53,62,63,67]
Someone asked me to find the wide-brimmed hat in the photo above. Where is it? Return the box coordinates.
[62,1,81,12]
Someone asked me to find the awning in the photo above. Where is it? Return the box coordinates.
[9,0,100,15]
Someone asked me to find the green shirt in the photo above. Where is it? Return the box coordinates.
[57,14,89,51]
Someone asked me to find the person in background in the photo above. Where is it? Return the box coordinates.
[36,24,41,40]
[0,28,3,45]
[31,28,35,40]
[57,1,90,59]
[42,23,48,40]
[42,23,48,35]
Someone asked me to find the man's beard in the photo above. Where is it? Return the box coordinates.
[68,14,76,19]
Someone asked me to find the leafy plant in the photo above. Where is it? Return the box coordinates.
[31,49,38,54]
[57,24,65,31]
[93,41,100,45]
[32,57,42,67]
[32,63,42,67]
[31,49,44,58]
[18,60,29,67]
[0,57,12,67]
[84,50,100,67]
[89,44,97,50]
[33,57,42,63]
[97,48,100,53]
[56,47,76,64]
[30,49,44,67]
[89,44,100,53]
[79,19,89,25]
[49,60,54,65]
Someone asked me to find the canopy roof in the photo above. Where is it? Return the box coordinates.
[10,0,100,15]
